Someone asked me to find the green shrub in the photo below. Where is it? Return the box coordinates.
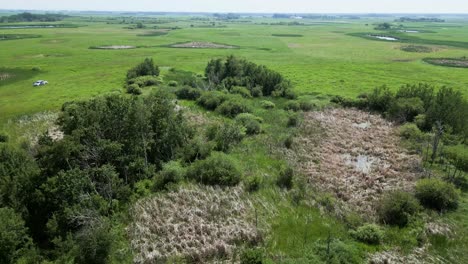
[287,114,300,127]
[178,137,214,163]
[313,238,363,264]
[127,58,159,80]
[277,166,294,189]
[126,84,142,95]
[444,145,468,172]
[414,114,428,130]
[240,248,264,264]
[31,66,41,71]
[187,152,241,186]
[175,86,202,100]
[284,135,294,149]
[0,133,8,143]
[250,86,263,97]
[0,207,32,264]
[155,161,186,190]
[168,80,178,87]
[415,178,459,212]
[260,100,275,109]
[235,113,262,135]
[211,122,246,152]
[128,75,161,87]
[350,224,384,245]
[299,100,316,112]
[284,101,301,112]
[368,85,394,112]
[216,100,251,118]
[245,175,262,192]
[399,123,423,141]
[197,92,229,110]
[388,97,425,122]
[377,191,421,227]
[231,86,252,98]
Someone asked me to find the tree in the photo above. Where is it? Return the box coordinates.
[0,207,32,264]
[127,58,160,80]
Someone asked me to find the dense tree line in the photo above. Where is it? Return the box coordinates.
[205,55,294,98]
[0,12,68,23]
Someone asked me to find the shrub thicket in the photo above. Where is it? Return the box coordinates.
[350,224,384,245]
[240,248,264,264]
[207,122,246,152]
[235,113,262,135]
[260,100,275,109]
[276,166,294,189]
[216,100,252,118]
[415,178,459,212]
[284,101,301,112]
[197,92,229,110]
[230,86,252,98]
[155,161,186,190]
[377,191,421,227]
[313,239,363,264]
[175,86,202,100]
[127,58,160,80]
[187,152,241,186]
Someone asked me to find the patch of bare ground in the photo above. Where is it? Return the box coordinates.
[93,45,136,49]
[0,72,13,80]
[369,246,446,264]
[129,186,260,263]
[170,42,236,49]
[293,108,421,216]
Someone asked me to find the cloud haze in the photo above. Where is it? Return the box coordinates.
[2,0,468,13]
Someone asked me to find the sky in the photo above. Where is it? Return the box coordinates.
[1,0,468,13]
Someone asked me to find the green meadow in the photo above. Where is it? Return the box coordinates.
[1,16,468,125]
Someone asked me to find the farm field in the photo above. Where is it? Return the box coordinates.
[1,15,468,125]
[0,11,467,264]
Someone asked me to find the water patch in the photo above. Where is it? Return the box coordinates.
[368,35,398,41]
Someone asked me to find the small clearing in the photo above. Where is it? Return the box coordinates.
[294,109,421,215]
[91,45,136,50]
[169,41,236,49]
[423,57,468,68]
[129,186,259,263]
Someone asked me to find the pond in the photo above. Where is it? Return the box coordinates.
[369,35,398,41]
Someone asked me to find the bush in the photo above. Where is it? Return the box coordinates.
[187,152,241,186]
[210,122,246,152]
[127,58,160,80]
[368,85,394,112]
[178,137,213,163]
[350,224,384,245]
[240,248,264,264]
[245,175,262,192]
[128,75,161,87]
[235,113,262,135]
[313,238,363,264]
[399,123,423,141]
[155,161,186,190]
[287,114,300,127]
[231,86,252,98]
[388,97,425,123]
[415,178,459,212]
[299,100,316,112]
[377,191,421,227]
[168,80,178,87]
[0,207,32,264]
[216,100,251,118]
[284,101,301,112]
[250,86,263,97]
[126,84,142,95]
[260,100,275,109]
[277,166,294,189]
[31,66,41,71]
[444,145,468,172]
[197,92,229,110]
[284,135,294,149]
[175,86,202,100]
[0,133,8,143]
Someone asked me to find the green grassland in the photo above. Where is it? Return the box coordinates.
[1,16,468,125]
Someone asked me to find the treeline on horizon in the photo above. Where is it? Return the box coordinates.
[0,12,68,23]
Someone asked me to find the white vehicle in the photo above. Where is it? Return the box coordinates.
[33,80,48,86]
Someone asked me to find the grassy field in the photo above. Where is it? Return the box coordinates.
[1,15,468,126]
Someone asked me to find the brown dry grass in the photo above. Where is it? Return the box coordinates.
[129,185,259,263]
[292,108,421,216]
[0,72,13,80]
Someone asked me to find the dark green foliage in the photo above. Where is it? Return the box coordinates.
[287,114,300,127]
[313,238,363,264]
[284,101,301,112]
[126,58,160,80]
[375,22,392,30]
[377,191,421,227]
[0,133,8,143]
[396,83,434,112]
[399,123,424,141]
[299,100,316,112]
[240,248,264,264]
[155,161,186,190]
[126,84,142,95]
[260,100,275,109]
[127,76,161,87]
[350,224,384,245]
[277,166,294,189]
[388,97,425,122]
[444,145,468,172]
[284,135,294,149]
[178,137,214,163]
[216,99,252,118]
[168,80,178,87]
[415,178,459,212]
[187,152,241,186]
[400,45,433,53]
[245,176,262,192]
[205,56,293,97]
[250,86,263,97]
[235,113,262,135]
[175,86,202,100]
[368,85,394,112]
[0,12,68,22]
[0,207,32,264]
[207,122,246,152]
[231,86,252,98]
[197,91,229,110]
[75,220,113,264]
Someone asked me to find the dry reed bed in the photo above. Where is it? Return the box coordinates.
[129,186,259,263]
[296,109,421,215]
